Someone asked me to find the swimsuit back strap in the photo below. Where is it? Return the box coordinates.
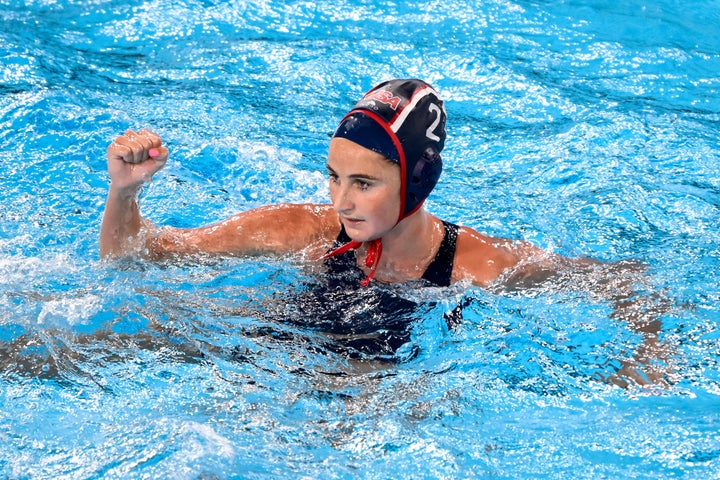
[421,221,459,287]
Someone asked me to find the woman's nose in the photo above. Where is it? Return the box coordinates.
[332,184,353,213]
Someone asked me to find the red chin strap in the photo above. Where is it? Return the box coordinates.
[322,238,383,286]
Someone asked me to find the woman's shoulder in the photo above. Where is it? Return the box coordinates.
[271,203,342,256]
[246,203,342,255]
[452,225,523,286]
[282,203,340,235]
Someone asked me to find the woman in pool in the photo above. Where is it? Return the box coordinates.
[100,78,669,385]
[101,78,564,287]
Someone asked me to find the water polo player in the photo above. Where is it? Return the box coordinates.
[100,78,669,383]
[101,78,552,286]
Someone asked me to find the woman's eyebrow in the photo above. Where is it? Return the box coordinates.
[325,164,382,181]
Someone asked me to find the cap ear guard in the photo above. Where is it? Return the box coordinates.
[405,147,442,215]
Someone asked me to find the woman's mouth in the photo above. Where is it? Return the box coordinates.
[342,217,364,227]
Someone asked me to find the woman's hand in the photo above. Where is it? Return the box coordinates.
[107,129,168,193]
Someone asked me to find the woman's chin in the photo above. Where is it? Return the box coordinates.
[342,224,372,242]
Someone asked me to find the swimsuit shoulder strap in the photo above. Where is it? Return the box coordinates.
[421,220,459,287]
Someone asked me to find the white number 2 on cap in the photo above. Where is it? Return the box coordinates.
[426,103,441,142]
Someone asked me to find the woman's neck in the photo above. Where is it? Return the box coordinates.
[362,209,443,282]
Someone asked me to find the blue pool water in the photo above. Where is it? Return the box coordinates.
[1,0,720,478]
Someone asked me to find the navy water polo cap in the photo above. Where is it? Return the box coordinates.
[333,78,447,220]
[325,79,448,286]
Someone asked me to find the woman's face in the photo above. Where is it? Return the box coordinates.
[326,138,401,242]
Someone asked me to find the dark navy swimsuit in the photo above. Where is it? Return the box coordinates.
[326,220,460,288]
[240,221,462,363]
[291,220,460,360]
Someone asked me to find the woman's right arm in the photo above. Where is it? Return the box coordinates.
[100,129,340,261]
[100,129,168,259]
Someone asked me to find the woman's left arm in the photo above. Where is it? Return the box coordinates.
[458,230,675,388]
